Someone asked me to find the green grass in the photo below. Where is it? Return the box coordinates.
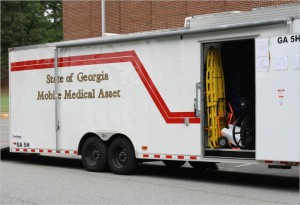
[1,88,9,113]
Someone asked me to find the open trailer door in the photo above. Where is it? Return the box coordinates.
[255,34,300,162]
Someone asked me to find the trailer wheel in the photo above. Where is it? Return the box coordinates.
[163,160,186,168]
[81,137,107,172]
[108,138,137,175]
[188,161,218,171]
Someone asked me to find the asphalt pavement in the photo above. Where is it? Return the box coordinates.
[1,150,299,205]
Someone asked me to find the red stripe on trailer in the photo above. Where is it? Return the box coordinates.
[11,148,78,154]
[279,161,291,164]
[11,58,54,67]
[190,156,197,160]
[11,51,200,124]
[177,156,184,159]
[166,155,172,159]
[265,160,273,163]
[143,154,149,158]
[154,155,160,158]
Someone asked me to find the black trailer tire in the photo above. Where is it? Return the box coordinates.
[81,137,108,172]
[108,137,137,175]
[163,160,186,168]
[188,161,218,171]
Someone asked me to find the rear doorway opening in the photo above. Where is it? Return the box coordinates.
[202,38,256,159]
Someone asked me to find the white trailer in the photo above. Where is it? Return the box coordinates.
[9,4,300,174]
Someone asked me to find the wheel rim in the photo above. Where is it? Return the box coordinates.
[85,144,101,167]
[241,117,255,148]
[233,117,243,148]
[112,145,128,169]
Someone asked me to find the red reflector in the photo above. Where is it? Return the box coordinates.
[31,149,35,152]
[143,154,149,158]
[265,160,273,163]
[65,150,70,154]
[178,156,184,159]
[190,156,197,160]
[23,149,27,152]
[48,150,52,153]
[154,155,160,158]
[166,155,172,159]
[74,151,78,154]
[39,149,44,153]
[16,148,20,152]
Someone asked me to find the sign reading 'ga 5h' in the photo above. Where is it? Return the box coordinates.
[277,34,300,44]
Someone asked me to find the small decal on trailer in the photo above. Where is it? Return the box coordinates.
[12,135,22,139]
[277,89,285,106]
[16,142,30,148]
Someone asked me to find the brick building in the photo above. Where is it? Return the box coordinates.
[63,0,298,40]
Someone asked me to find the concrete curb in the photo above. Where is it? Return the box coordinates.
[0,113,9,118]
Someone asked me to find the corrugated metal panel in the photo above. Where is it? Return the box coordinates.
[187,3,300,28]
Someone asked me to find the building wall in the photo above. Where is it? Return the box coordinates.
[63,0,298,40]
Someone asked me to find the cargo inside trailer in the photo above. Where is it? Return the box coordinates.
[202,38,256,159]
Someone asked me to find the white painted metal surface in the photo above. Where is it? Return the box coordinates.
[256,33,300,162]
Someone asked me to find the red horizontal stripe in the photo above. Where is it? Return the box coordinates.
[48,150,53,153]
[16,148,20,151]
[65,150,70,154]
[154,154,160,158]
[143,154,149,158]
[190,156,197,160]
[39,149,44,153]
[74,151,78,154]
[23,149,27,152]
[11,50,200,124]
[31,149,36,152]
[166,155,172,159]
[265,160,273,163]
[177,156,184,159]
[171,112,195,117]
[11,63,53,72]
[11,58,54,67]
